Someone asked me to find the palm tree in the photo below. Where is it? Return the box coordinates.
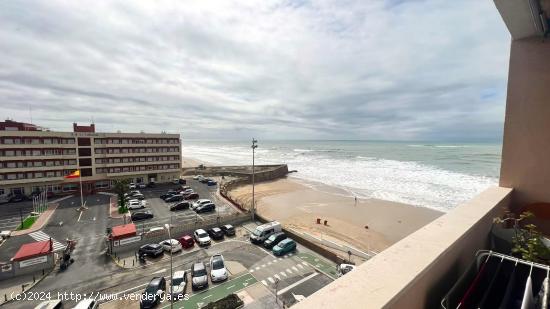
[112,179,131,214]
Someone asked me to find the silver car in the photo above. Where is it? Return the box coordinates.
[191,262,208,290]
[170,270,187,298]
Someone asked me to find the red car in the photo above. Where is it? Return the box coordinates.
[179,235,194,249]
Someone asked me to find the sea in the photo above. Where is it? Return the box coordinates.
[182,140,501,212]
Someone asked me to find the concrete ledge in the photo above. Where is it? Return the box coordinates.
[293,186,513,309]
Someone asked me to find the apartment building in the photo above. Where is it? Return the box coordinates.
[0,120,181,197]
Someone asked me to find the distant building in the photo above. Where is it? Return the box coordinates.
[0,120,181,197]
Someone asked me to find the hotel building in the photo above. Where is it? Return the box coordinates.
[0,120,181,197]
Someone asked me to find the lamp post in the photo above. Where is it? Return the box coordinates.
[274,278,280,305]
[251,139,258,221]
[164,222,173,309]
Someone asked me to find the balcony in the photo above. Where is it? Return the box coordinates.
[294,186,514,308]
[105,168,180,177]
[0,176,65,185]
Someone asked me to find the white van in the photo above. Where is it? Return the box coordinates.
[73,299,98,309]
[250,221,282,244]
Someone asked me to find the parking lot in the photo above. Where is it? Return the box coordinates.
[127,177,238,232]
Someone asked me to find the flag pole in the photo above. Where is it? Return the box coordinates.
[79,170,84,209]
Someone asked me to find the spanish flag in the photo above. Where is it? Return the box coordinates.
[65,170,80,179]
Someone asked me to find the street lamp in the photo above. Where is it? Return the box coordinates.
[164,222,173,309]
[274,278,280,305]
[251,138,258,221]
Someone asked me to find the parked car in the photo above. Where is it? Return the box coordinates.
[9,194,27,203]
[181,186,191,190]
[272,238,297,256]
[129,183,136,190]
[34,299,63,309]
[165,195,184,203]
[147,182,156,188]
[200,178,210,184]
[127,200,146,210]
[172,179,180,185]
[131,210,154,221]
[195,175,204,181]
[73,298,98,309]
[207,180,217,186]
[338,263,356,276]
[184,193,199,200]
[207,227,224,240]
[250,221,282,244]
[220,224,236,236]
[160,192,176,200]
[195,203,215,213]
[159,239,182,253]
[209,254,228,282]
[178,235,194,249]
[191,199,212,210]
[263,232,287,249]
[140,277,166,309]
[170,201,190,211]
[133,193,146,200]
[178,178,187,185]
[170,270,188,298]
[191,262,208,290]
[181,189,194,195]
[193,229,211,246]
[137,183,147,189]
[138,244,164,258]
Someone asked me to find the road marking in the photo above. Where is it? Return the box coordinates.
[261,280,267,286]
[277,273,319,295]
[297,264,304,269]
[278,258,283,261]
[153,268,166,274]
[255,266,260,271]
[302,262,308,266]
[267,261,272,265]
[286,269,293,274]
[267,277,275,284]
[250,269,254,273]
[292,266,299,272]
[29,231,65,251]
[202,295,212,300]
[274,274,281,280]
[261,264,266,268]
[77,210,84,222]
[226,285,235,290]
[280,272,287,277]
[272,259,278,263]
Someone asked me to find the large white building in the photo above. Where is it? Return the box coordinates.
[0,120,181,197]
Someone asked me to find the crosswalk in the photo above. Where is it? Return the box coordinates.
[29,231,66,251]
[250,253,315,289]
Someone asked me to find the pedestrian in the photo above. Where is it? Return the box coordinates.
[354,196,357,207]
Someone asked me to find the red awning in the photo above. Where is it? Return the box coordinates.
[12,240,52,261]
[111,223,137,240]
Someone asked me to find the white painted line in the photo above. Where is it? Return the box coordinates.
[280,272,287,277]
[250,269,254,273]
[77,211,84,222]
[255,267,260,271]
[292,266,299,272]
[153,268,166,274]
[278,258,283,261]
[267,261,272,265]
[272,259,278,263]
[203,295,212,300]
[288,253,293,257]
[226,285,235,290]
[274,274,281,280]
[297,264,304,269]
[302,262,308,266]
[268,277,275,284]
[277,273,319,295]
[261,264,266,268]
[261,280,267,286]
[286,269,293,274]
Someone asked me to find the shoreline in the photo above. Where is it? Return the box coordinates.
[182,156,443,258]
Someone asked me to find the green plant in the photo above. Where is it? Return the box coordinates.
[112,179,130,214]
[494,210,550,263]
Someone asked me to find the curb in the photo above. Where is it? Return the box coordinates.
[0,267,54,306]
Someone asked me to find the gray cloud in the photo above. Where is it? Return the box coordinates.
[0,0,509,141]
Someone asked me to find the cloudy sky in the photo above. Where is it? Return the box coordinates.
[0,0,509,141]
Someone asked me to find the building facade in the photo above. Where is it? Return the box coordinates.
[0,120,181,197]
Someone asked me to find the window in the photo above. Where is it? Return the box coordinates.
[32,150,40,156]
[43,139,52,144]
[81,168,93,177]
[35,172,43,178]
[79,158,92,167]
[35,161,43,167]
[46,171,55,177]
[4,138,13,144]
[63,184,78,192]
[7,174,16,180]
[77,138,91,146]
[6,162,16,168]
[95,181,110,189]
[78,148,91,156]
[5,150,14,156]
[46,161,54,167]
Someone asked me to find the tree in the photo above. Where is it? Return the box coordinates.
[112,179,131,214]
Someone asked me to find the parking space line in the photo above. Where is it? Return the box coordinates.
[297,264,304,269]
[255,266,260,271]
[250,269,254,273]
[226,285,235,290]
[274,274,281,280]
[280,271,287,277]
[302,262,308,266]
[292,266,299,272]
[261,280,267,286]
[286,269,293,274]
[267,277,275,284]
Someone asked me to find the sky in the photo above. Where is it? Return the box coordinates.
[0,0,510,141]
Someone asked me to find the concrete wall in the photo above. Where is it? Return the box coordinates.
[500,37,550,207]
[0,253,55,281]
[293,186,512,309]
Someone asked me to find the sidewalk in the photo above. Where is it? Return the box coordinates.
[10,203,58,236]
[0,269,52,306]
[108,196,126,219]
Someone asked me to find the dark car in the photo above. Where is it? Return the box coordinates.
[165,195,184,203]
[181,186,191,190]
[207,180,217,186]
[170,201,190,211]
[178,179,186,185]
[191,262,208,290]
[140,277,166,309]
[263,232,287,249]
[131,210,154,221]
[147,182,156,188]
[184,193,199,200]
[9,194,27,203]
[199,178,210,184]
[160,191,177,200]
[195,203,215,213]
[207,227,224,240]
[220,224,236,236]
[138,244,164,258]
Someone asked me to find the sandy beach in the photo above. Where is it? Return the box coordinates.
[226,177,443,257]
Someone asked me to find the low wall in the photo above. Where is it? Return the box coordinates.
[0,253,55,281]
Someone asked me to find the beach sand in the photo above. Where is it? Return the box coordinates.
[227,177,443,256]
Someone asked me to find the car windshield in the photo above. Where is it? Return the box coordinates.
[145,284,158,294]
[212,259,224,270]
[193,268,206,276]
[172,277,184,285]
[198,232,208,238]
[268,234,277,241]
[252,229,261,236]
